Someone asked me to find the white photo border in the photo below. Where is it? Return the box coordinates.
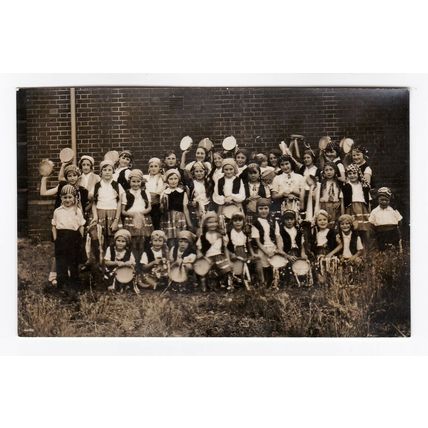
[4,73,427,355]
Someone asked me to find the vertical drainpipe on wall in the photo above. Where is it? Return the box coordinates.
[70,88,77,165]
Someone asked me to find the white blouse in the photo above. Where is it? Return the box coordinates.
[271,172,304,196]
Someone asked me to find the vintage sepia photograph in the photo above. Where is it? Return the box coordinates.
[17,85,410,337]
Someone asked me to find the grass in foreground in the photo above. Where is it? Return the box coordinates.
[17,240,410,337]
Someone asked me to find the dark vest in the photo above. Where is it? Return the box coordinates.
[109,245,132,262]
[117,168,131,191]
[359,162,375,188]
[226,229,250,253]
[200,232,222,256]
[172,245,194,262]
[93,180,120,204]
[124,189,149,212]
[243,182,267,200]
[252,218,277,245]
[279,226,303,253]
[342,182,370,208]
[338,231,360,255]
[217,176,241,196]
[167,190,185,212]
[310,228,337,254]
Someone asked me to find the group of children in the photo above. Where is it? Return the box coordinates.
[41,138,403,293]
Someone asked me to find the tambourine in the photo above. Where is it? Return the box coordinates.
[104,150,120,163]
[222,203,241,219]
[169,262,188,283]
[340,137,354,154]
[193,257,213,277]
[222,135,237,151]
[318,136,332,151]
[291,259,310,276]
[39,159,54,177]
[268,254,288,269]
[59,147,75,163]
[180,135,193,151]
[198,138,213,152]
[115,265,135,283]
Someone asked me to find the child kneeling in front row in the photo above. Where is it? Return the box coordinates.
[251,198,285,286]
[169,230,197,291]
[139,230,170,290]
[104,229,136,292]
[51,184,86,292]
[196,212,233,291]
[327,214,364,285]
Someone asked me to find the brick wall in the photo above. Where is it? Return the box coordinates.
[19,87,409,241]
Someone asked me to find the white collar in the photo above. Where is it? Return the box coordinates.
[163,186,184,194]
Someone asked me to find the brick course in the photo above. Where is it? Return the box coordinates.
[19,87,409,241]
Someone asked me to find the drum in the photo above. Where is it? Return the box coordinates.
[318,136,331,151]
[292,259,310,276]
[180,135,193,151]
[268,254,288,269]
[59,147,74,163]
[222,204,241,219]
[222,135,237,151]
[193,257,212,277]
[115,266,134,284]
[169,262,188,283]
[104,150,119,163]
[198,138,213,152]
[39,159,54,177]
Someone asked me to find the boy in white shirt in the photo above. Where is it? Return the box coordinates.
[51,184,85,291]
[369,187,403,251]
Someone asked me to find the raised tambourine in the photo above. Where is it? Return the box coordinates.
[39,159,54,177]
[318,136,332,151]
[180,136,193,151]
[340,137,354,154]
[198,138,213,152]
[222,135,237,151]
[104,150,120,163]
[59,147,75,163]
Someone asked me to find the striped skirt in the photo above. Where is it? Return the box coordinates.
[160,210,187,239]
[123,214,153,237]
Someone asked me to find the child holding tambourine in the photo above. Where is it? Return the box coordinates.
[196,212,233,292]
[104,229,136,292]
